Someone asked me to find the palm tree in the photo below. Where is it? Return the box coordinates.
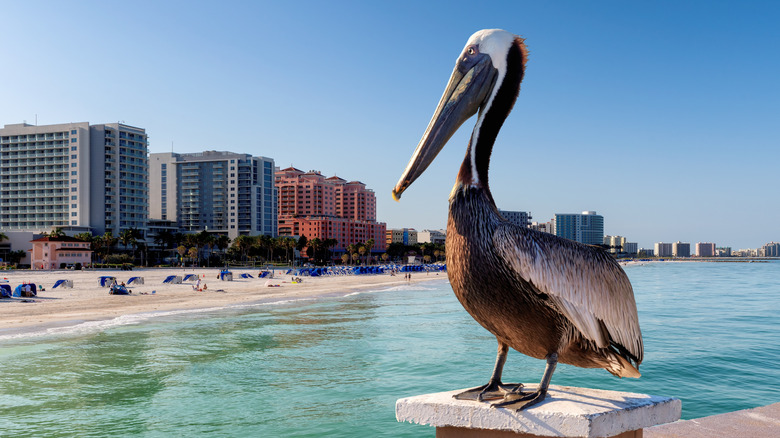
[258,235,273,263]
[215,234,231,264]
[308,238,322,264]
[232,235,255,263]
[322,238,338,264]
[284,237,296,266]
[364,238,375,265]
[0,232,8,243]
[100,232,118,262]
[347,244,358,265]
[50,227,66,238]
[119,229,136,251]
[177,245,187,266]
[358,245,366,265]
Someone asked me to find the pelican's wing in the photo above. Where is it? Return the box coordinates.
[493,224,643,363]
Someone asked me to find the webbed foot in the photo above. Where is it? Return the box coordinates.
[490,388,548,410]
[453,380,524,402]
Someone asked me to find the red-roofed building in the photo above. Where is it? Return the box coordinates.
[275,167,386,258]
[30,236,93,270]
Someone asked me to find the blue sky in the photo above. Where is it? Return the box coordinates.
[2,1,778,249]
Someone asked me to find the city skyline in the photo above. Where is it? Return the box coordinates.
[2,1,778,249]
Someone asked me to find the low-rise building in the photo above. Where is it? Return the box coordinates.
[417,229,445,245]
[387,228,417,246]
[30,235,93,270]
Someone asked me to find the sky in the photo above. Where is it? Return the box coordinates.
[2,1,778,250]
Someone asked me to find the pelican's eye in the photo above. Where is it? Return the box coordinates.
[467,47,476,56]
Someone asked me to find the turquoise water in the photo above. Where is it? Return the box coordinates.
[1,262,778,437]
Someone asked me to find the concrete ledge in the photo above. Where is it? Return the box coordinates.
[645,402,780,437]
[396,385,681,438]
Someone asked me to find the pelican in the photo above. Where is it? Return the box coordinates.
[392,29,643,410]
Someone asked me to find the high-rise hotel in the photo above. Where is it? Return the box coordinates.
[276,167,386,253]
[0,122,149,237]
[149,151,277,239]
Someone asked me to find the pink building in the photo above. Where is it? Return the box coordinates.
[275,167,386,255]
[30,236,93,270]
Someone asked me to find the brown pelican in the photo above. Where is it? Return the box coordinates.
[392,29,643,410]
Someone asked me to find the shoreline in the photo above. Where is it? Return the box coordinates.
[0,267,448,336]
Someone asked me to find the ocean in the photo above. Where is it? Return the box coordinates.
[1,261,778,437]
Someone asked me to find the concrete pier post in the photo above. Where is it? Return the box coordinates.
[396,385,681,438]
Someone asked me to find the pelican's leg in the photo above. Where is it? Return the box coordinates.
[491,352,558,411]
[454,342,523,401]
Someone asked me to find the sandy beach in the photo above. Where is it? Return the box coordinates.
[0,268,447,333]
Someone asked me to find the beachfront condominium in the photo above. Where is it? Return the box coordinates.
[672,241,690,257]
[275,167,386,254]
[696,242,716,257]
[149,151,277,240]
[603,235,639,255]
[0,122,148,238]
[655,242,673,257]
[553,211,604,245]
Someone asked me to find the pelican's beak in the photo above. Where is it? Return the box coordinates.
[392,53,497,200]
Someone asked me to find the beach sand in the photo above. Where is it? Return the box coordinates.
[0,268,447,333]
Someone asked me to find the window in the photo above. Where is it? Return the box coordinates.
[71,154,77,159]
[71,138,77,143]
[71,163,77,167]
[71,130,77,135]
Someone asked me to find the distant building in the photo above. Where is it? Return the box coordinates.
[762,242,780,257]
[638,248,654,257]
[498,210,531,228]
[655,242,673,257]
[529,221,554,234]
[716,247,732,257]
[275,167,385,253]
[387,228,417,246]
[150,151,277,239]
[554,211,604,245]
[604,235,627,253]
[696,242,716,257]
[603,235,638,255]
[672,241,690,257]
[417,229,445,245]
[30,235,93,270]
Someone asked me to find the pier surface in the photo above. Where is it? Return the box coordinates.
[396,385,681,437]
[645,402,780,437]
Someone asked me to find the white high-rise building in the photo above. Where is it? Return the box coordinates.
[1,122,148,237]
[149,151,276,239]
